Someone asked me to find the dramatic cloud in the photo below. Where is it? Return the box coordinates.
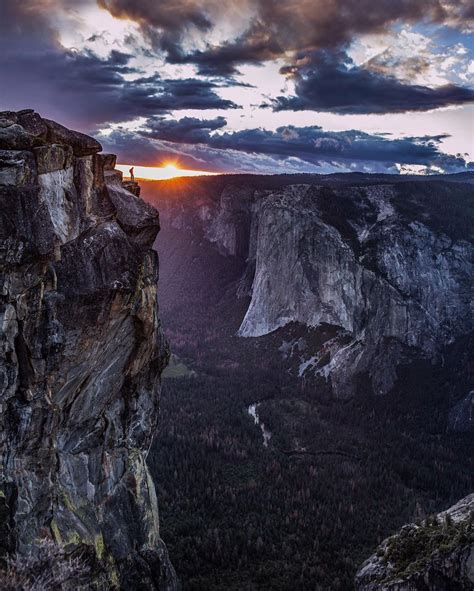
[96,0,474,115]
[98,0,219,37]
[270,50,474,114]
[0,2,236,130]
[141,116,227,143]
[135,78,236,110]
[100,116,473,174]
[349,27,473,92]
[2,1,473,171]
[100,0,474,73]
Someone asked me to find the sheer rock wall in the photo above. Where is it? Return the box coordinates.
[151,180,472,401]
[0,110,177,589]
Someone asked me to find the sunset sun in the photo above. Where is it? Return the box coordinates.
[161,163,180,178]
[116,162,218,181]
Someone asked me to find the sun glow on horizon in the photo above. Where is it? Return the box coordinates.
[116,163,219,181]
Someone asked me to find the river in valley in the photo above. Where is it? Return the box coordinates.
[247,403,272,447]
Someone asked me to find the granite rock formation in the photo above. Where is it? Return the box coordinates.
[147,177,473,401]
[0,110,177,589]
[237,184,472,399]
[355,494,474,590]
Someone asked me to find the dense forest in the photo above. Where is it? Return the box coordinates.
[149,342,473,590]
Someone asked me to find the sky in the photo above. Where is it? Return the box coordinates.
[0,0,473,175]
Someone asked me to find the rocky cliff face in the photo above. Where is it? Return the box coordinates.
[355,494,474,590]
[146,177,473,401]
[0,110,176,589]
[238,183,472,398]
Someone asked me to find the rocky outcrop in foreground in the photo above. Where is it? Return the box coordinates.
[0,110,176,588]
[355,494,474,590]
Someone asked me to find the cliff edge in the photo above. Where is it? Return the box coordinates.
[0,110,177,589]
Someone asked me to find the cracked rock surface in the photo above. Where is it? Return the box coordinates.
[0,110,177,589]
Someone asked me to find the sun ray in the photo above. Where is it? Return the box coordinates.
[116,163,219,181]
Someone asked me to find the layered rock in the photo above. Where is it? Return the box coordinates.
[0,110,176,589]
[355,494,474,590]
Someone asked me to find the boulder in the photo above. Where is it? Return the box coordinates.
[0,111,18,125]
[17,110,48,143]
[100,153,117,170]
[105,175,159,246]
[34,144,73,174]
[44,119,102,156]
[0,123,40,151]
[105,169,123,183]
[0,150,37,186]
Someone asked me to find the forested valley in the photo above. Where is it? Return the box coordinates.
[149,325,473,590]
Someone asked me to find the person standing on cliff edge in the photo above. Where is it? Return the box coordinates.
[129,166,135,181]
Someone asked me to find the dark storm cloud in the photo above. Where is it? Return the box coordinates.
[99,127,221,170]
[269,51,474,114]
[0,2,236,130]
[99,0,474,71]
[119,76,238,114]
[101,116,473,174]
[186,126,472,172]
[141,116,227,143]
[165,26,281,76]
[97,0,474,113]
[98,0,214,36]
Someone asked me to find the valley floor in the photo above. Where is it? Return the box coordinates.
[149,356,473,590]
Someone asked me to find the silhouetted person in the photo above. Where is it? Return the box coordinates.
[129,166,135,181]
